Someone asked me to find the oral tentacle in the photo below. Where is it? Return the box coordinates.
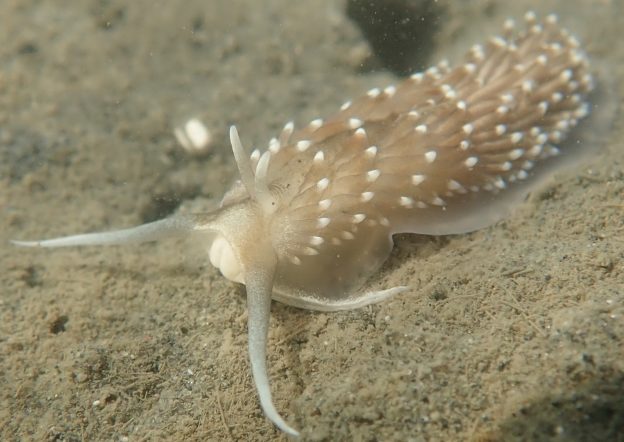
[10,216,202,248]
[245,252,300,437]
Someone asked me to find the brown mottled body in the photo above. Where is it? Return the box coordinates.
[253,13,593,308]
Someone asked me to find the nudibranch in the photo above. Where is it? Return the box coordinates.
[13,12,598,437]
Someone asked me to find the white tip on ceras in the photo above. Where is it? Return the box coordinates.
[229,126,277,215]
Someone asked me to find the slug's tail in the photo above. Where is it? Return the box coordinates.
[11,216,201,248]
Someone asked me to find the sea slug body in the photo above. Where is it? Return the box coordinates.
[13,12,598,437]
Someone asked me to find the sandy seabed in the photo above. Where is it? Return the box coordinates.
[1,1,623,441]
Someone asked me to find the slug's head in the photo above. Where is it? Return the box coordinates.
[11,126,299,437]
[194,126,300,437]
[199,126,280,286]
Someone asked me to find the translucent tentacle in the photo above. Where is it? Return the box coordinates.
[229,125,257,200]
[245,253,300,437]
[11,216,200,248]
[254,150,277,214]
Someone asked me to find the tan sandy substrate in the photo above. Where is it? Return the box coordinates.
[1,1,622,440]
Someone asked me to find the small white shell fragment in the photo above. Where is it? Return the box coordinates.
[174,118,212,155]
